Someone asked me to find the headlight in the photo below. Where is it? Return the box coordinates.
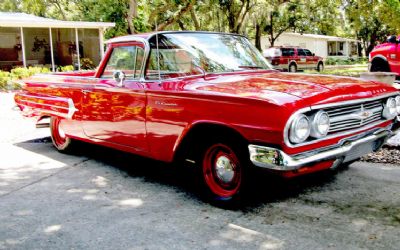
[289,114,311,143]
[383,97,397,119]
[311,111,330,138]
[395,96,400,114]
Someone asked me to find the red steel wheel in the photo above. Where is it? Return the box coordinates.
[50,117,72,151]
[202,143,242,200]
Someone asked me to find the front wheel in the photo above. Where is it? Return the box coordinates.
[50,117,73,152]
[199,140,248,204]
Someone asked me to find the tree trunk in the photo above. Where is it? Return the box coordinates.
[177,20,186,30]
[127,0,137,34]
[255,23,262,51]
[190,8,200,30]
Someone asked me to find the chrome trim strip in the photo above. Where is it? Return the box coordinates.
[311,92,398,110]
[284,93,399,148]
[249,129,392,171]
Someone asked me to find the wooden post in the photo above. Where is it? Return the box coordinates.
[75,28,81,71]
[99,28,105,59]
[49,27,55,72]
[20,27,27,68]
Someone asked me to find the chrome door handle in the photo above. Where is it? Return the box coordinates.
[82,90,92,94]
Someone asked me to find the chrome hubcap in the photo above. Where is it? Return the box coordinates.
[59,126,66,138]
[215,155,235,183]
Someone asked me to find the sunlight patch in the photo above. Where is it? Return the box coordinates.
[44,225,61,234]
[119,199,143,207]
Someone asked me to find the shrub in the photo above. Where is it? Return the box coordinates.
[0,67,51,91]
[325,57,368,65]
[57,65,74,72]
[81,58,95,70]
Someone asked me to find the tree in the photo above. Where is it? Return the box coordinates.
[219,0,254,33]
[343,0,400,56]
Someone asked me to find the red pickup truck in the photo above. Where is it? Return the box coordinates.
[15,31,400,204]
[370,35,400,74]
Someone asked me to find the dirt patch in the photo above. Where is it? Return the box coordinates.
[361,146,400,165]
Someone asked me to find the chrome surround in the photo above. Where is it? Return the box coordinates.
[383,97,397,119]
[310,110,330,138]
[289,114,311,143]
[395,96,400,114]
[284,93,399,148]
[250,128,396,171]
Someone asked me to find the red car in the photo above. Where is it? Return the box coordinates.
[15,31,400,204]
[370,35,400,74]
[263,46,324,72]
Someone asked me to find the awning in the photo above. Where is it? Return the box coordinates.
[0,12,115,29]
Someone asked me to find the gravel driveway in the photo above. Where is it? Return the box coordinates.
[1,92,400,250]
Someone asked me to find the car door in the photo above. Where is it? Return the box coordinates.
[304,49,317,69]
[296,48,307,69]
[81,43,148,152]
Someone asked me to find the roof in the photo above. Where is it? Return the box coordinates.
[0,12,115,29]
[283,32,358,42]
[106,31,245,44]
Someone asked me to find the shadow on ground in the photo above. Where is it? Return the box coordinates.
[15,137,345,210]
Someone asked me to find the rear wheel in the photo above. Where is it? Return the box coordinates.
[50,117,73,152]
[317,62,324,72]
[289,63,297,73]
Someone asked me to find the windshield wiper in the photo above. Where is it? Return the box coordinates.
[238,65,263,69]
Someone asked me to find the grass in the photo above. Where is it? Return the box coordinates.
[305,64,368,77]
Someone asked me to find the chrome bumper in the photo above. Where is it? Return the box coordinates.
[249,128,397,171]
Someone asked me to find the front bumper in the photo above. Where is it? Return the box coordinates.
[249,127,398,171]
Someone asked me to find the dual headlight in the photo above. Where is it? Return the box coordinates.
[289,111,330,144]
[383,96,400,119]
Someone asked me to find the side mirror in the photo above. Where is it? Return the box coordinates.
[113,70,126,87]
[312,53,315,56]
[387,35,397,44]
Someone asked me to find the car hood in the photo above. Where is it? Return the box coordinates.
[192,71,397,105]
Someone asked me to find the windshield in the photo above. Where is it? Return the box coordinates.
[146,33,272,80]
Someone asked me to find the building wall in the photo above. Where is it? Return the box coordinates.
[260,34,329,58]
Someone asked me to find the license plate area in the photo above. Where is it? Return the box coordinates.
[343,138,385,163]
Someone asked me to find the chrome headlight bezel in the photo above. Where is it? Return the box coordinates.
[395,96,400,114]
[310,111,330,138]
[383,97,397,119]
[289,114,311,144]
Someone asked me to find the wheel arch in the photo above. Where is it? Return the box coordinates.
[288,60,297,67]
[370,55,391,71]
[173,121,248,163]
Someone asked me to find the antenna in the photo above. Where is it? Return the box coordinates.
[155,21,161,81]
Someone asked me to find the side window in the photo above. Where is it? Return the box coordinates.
[282,48,295,56]
[145,35,203,80]
[304,49,313,56]
[297,49,306,56]
[101,45,144,80]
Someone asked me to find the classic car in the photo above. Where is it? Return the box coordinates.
[15,31,400,203]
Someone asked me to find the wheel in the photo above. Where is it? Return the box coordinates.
[289,63,297,73]
[317,62,324,72]
[370,59,390,72]
[198,139,249,204]
[50,116,73,152]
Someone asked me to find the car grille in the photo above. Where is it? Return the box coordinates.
[325,99,384,134]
